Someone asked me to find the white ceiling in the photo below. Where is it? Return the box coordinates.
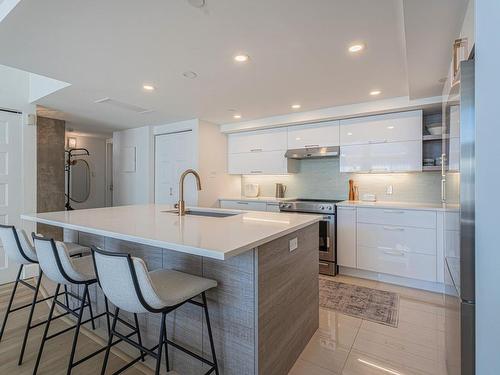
[0,0,467,132]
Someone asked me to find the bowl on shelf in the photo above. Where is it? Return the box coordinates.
[426,122,442,135]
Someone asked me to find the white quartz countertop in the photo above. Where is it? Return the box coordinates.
[219,197,295,203]
[21,204,321,260]
[336,200,459,212]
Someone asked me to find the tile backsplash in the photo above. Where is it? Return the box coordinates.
[241,158,446,203]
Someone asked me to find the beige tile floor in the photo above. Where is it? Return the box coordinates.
[289,275,447,375]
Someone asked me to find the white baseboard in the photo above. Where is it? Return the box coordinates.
[338,266,445,294]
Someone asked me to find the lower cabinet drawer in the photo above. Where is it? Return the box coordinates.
[357,245,437,282]
[357,208,436,228]
[357,223,436,256]
[219,200,267,211]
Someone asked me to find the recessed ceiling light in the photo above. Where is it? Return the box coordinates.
[348,43,365,53]
[234,54,249,63]
[143,84,155,91]
[233,114,242,119]
[291,104,301,109]
[182,71,198,79]
[370,90,381,96]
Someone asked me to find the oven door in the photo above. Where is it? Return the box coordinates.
[318,215,335,262]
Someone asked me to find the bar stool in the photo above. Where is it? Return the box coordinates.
[31,234,144,375]
[91,246,220,375]
[0,224,89,365]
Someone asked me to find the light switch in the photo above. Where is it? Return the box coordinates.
[289,237,298,252]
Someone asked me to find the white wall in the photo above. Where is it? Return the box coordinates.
[0,65,36,230]
[198,120,240,207]
[64,134,107,209]
[113,126,154,206]
[475,0,500,373]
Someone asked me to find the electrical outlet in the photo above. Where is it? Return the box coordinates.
[289,237,298,252]
[386,185,393,195]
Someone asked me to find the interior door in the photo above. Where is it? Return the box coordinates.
[0,110,23,285]
[154,130,197,205]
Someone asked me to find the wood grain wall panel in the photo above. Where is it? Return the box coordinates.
[257,223,319,375]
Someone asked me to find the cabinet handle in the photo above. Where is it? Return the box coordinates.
[250,149,263,152]
[370,167,390,173]
[379,247,405,256]
[383,226,405,231]
[368,139,387,144]
[236,202,249,205]
[441,179,446,203]
[383,210,405,214]
[319,262,330,267]
[304,144,319,148]
[250,170,263,174]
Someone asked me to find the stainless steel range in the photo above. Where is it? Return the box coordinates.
[279,199,341,276]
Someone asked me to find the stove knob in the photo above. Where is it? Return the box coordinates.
[287,204,292,208]
[319,205,324,210]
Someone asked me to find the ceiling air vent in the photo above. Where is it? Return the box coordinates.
[94,97,153,114]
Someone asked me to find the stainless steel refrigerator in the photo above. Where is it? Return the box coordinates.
[442,58,475,375]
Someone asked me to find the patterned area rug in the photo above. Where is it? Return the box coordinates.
[319,278,399,327]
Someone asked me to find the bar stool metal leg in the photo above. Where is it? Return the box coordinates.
[163,319,170,372]
[66,284,88,375]
[0,265,23,342]
[18,268,43,365]
[34,283,61,375]
[101,306,119,375]
[155,312,166,375]
[86,288,96,330]
[133,313,146,362]
[202,292,219,375]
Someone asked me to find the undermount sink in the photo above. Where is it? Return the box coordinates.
[162,209,239,218]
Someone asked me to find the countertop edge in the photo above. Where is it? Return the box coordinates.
[21,213,321,260]
[336,200,459,212]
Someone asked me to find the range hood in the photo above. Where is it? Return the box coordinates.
[285,146,339,159]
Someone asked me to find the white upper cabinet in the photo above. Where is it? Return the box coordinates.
[287,120,340,149]
[340,141,422,173]
[228,150,298,175]
[228,128,287,154]
[339,110,423,146]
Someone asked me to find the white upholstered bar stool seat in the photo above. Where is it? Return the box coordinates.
[148,269,217,308]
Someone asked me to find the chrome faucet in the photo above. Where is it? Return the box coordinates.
[177,169,202,216]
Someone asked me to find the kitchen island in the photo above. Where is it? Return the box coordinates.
[22,204,321,375]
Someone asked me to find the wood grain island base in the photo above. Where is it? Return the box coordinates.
[63,223,319,375]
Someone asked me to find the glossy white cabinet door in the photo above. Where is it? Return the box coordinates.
[228,150,297,175]
[287,120,339,149]
[357,245,437,282]
[340,140,422,173]
[220,200,267,211]
[339,110,423,146]
[337,206,357,268]
[228,128,287,154]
